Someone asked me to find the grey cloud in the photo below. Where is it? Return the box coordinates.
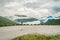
[52,7,60,13]
[0,0,14,7]
[0,0,60,18]
[23,0,48,9]
[53,0,60,2]
[24,2,41,9]
[0,0,23,6]
[23,0,60,9]
[23,0,51,9]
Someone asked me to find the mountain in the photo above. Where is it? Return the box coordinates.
[4,15,60,25]
[0,16,17,27]
[13,15,39,24]
[15,18,38,24]
[41,19,60,25]
[40,16,54,23]
[4,15,39,24]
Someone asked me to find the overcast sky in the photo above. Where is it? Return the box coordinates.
[0,0,60,19]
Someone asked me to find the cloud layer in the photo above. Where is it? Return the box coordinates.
[0,0,60,19]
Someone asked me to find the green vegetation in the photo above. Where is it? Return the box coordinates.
[12,34,60,40]
[0,16,17,27]
[41,19,60,25]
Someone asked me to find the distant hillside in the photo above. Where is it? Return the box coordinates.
[0,16,17,27]
[15,18,38,24]
[41,19,60,25]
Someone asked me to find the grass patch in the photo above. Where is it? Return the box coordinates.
[12,34,60,40]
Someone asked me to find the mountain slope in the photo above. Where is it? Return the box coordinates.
[41,19,60,25]
[0,16,17,26]
[15,18,38,24]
